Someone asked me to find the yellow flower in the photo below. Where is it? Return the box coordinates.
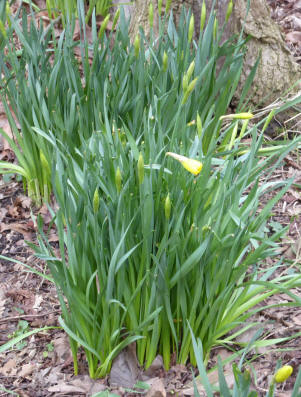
[166,152,203,175]
[220,112,254,120]
[274,365,293,383]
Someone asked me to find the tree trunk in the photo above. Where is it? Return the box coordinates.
[115,0,301,108]
[233,0,300,107]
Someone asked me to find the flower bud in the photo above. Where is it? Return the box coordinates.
[134,34,140,58]
[162,51,168,72]
[112,8,120,31]
[188,14,194,43]
[182,77,198,105]
[262,108,276,133]
[213,16,218,40]
[98,14,110,39]
[220,112,254,121]
[165,194,171,220]
[166,152,203,176]
[274,365,293,383]
[200,1,206,31]
[197,113,202,137]
[0,20,7,40]
[149,2,154,28]
[186,60,195,82]
[158,0,162,16]
[226,0,233,22]
[6,3,11,27]
[166,0,172,14]
[93,188,100,214]
[186,78,198,94]
[138,152,144,184]
[115,167,122,193]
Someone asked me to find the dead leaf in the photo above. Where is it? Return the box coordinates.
[144,355,164,378]
[32,295,43,311]
[1,358,17,376]
[146,378,166,397]
[18,363,35,378]
[48,375,106,394]
[0,223,33,240]
[286,30,301,43]
[53,335,72,364]
[109,343,140,388]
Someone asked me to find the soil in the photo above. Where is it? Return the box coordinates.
[0,1,301,397]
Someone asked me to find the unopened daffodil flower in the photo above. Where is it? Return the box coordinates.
[274,365,293,383]
[166,152,203,176]
[220,112,254,121]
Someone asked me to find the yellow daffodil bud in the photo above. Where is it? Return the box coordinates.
[166,0,172,14]
[262,108,276,133]
[274,365,293,383]
[188,14,194,43]
[197,113,202,137]
[200,1,206,31]
[134,34,140,58]
[225,0,233,22]
[149,2,154,28]
[115,167,122,193]
[186,60,195,82]
[6,3,11,27]
[166,152,203,176]
[112,8,120,31]
[182,74,189,93]
[158,0,162,16]
[220,112,254,121]
[182,77,198,105]
[162,51,168,72]
[164,194,171,220]
[6,2,11,16]
[213,16,218,40]
[93,188,100,214]
[0,20,7,40]
[138,152,144,184]
[186,77,198,93]
[98,14,110,39]
[187,120,196,126]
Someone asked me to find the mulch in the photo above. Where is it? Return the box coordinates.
[1,1,301,396]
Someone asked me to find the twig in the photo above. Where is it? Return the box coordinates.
[0,310,61,324]
[283,156,301,171]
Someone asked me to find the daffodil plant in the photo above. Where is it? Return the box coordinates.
[2,0,301,380]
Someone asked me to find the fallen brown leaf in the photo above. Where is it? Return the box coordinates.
[18,363,36,378]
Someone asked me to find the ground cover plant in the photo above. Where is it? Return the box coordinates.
[0,0,301,392]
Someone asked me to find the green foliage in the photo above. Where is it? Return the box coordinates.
[0,2,252,203]
[1,0,301,380]
[8,320,30,350]
[190,325,301,397]
[46,0,113,21]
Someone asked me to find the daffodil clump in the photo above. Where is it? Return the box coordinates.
[2,0,301,381]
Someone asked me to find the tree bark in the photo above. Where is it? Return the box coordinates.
[119,0,301,107]
[233,0,301,107]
